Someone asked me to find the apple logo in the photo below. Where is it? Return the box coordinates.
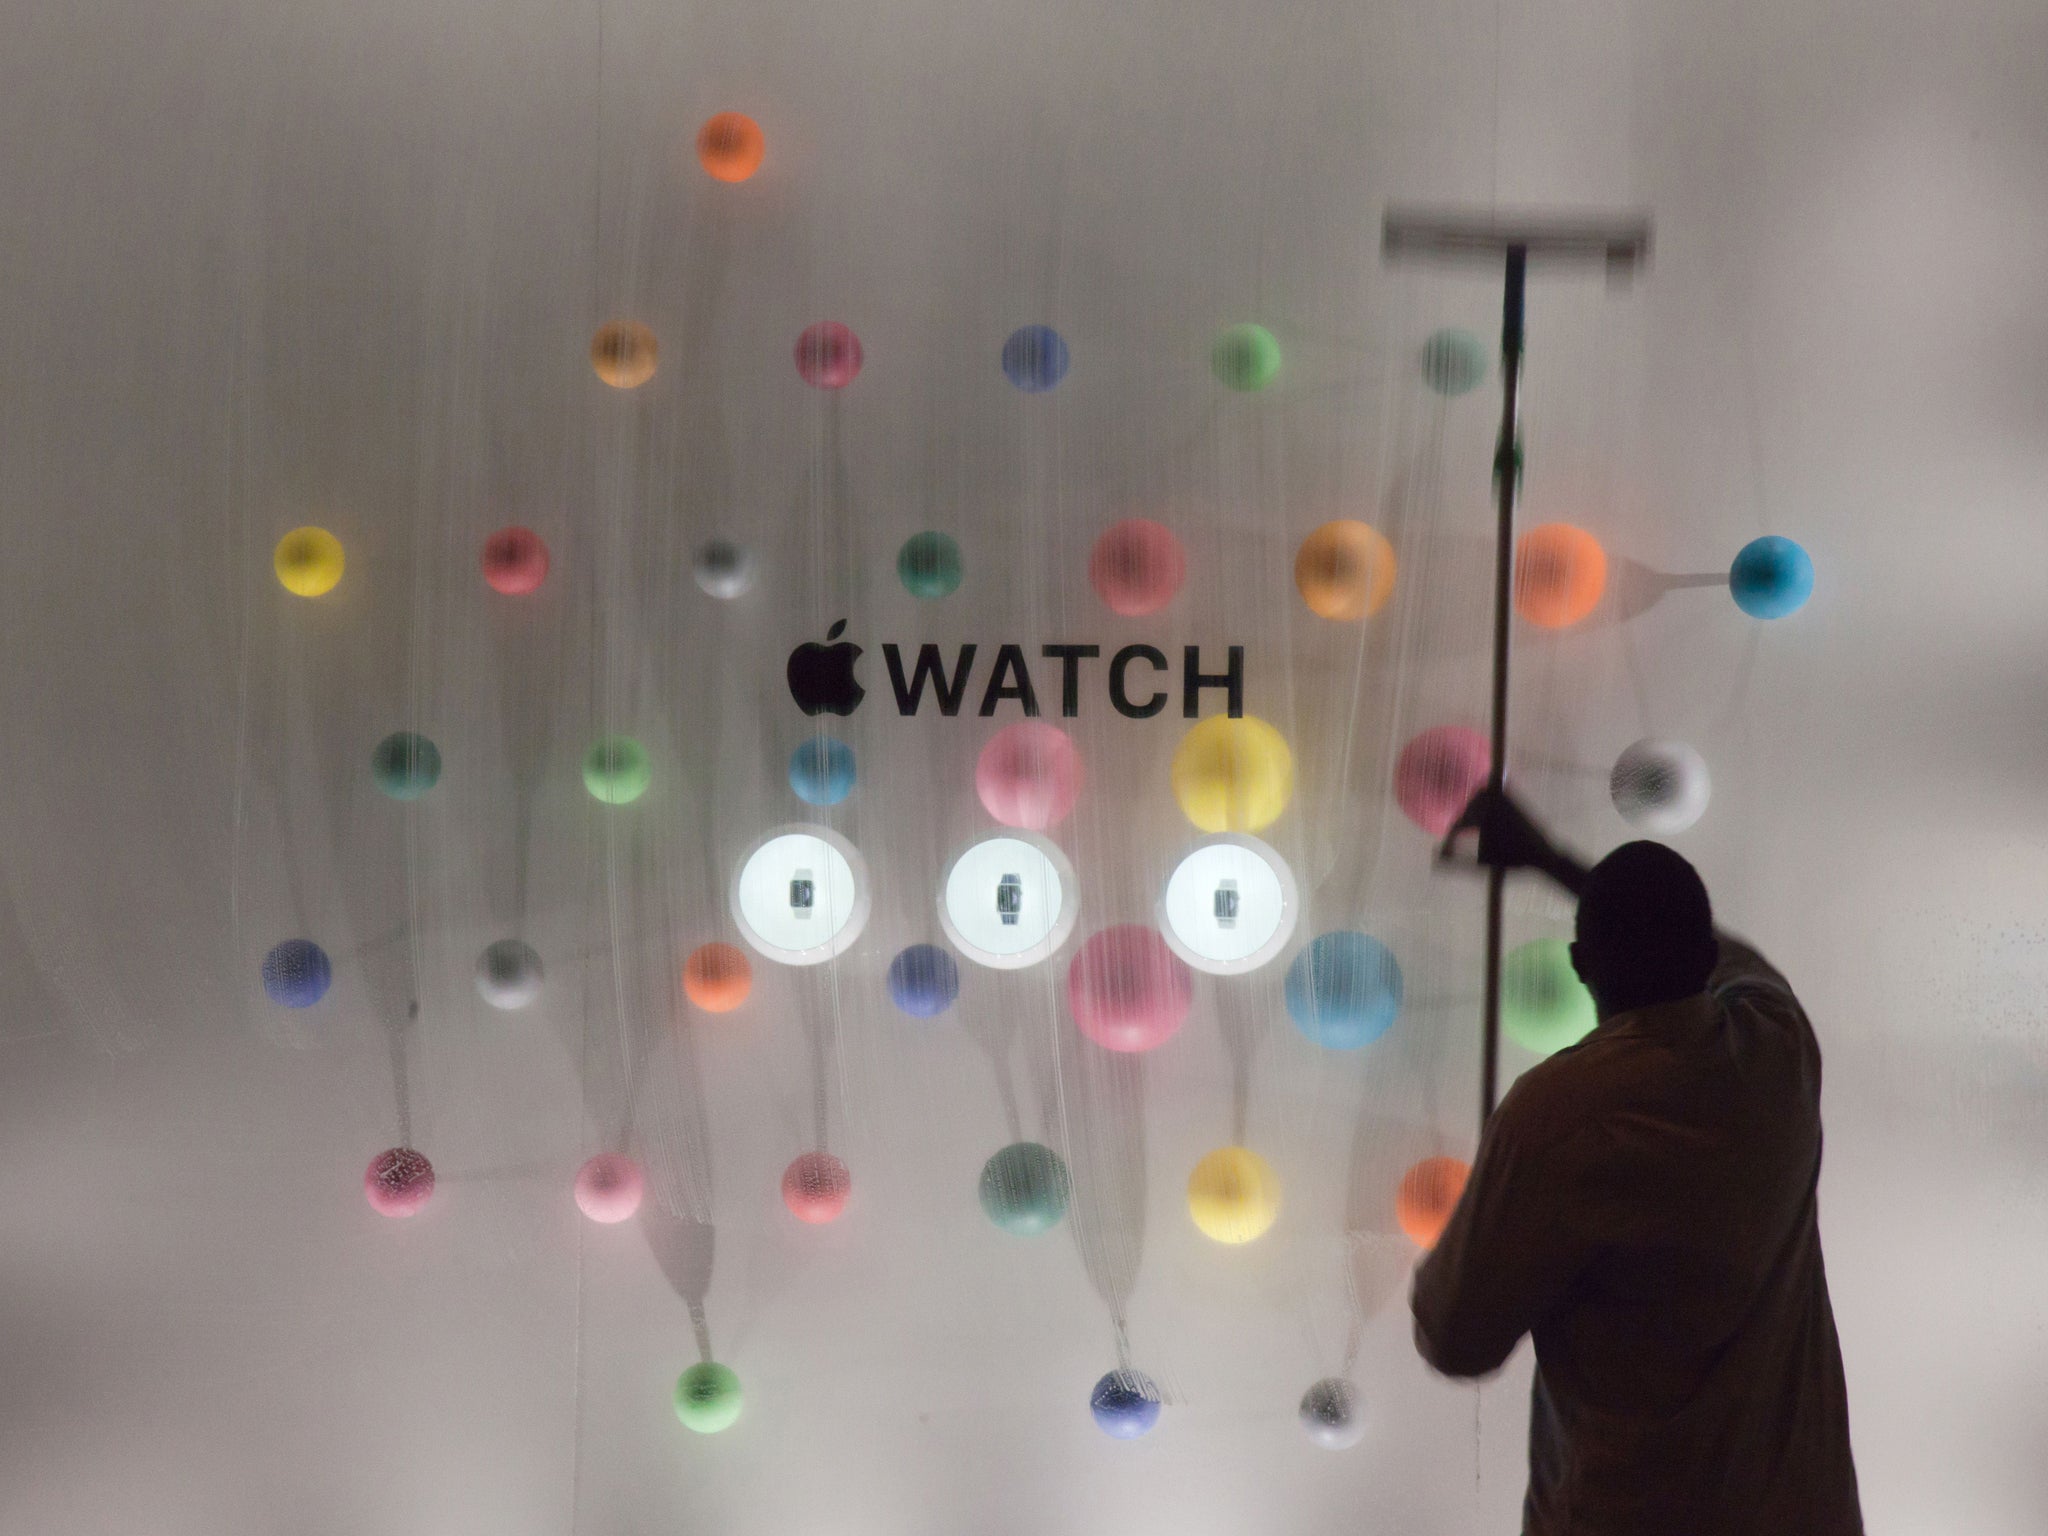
[787,620,864,716]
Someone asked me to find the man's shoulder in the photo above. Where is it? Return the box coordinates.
[1492,1006,1717,1148]
[1491,1035,1644,1155]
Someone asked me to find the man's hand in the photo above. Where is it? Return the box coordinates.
[1438,787,1588,894]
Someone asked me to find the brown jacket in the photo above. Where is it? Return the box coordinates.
[1412,939,1861,1535]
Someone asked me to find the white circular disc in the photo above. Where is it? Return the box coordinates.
[1157,834,1298,975]
[938,833,1077,970]
[731,825,870,965]
[1610,738,1711,835]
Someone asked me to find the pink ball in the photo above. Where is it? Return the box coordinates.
[975,722,1083,830]
[1067,925,1193,1053]
[364,1147,435,1218]
[574,1153,645,1224]
[794,322,863,389]
[782,1151,852,1224]
[1089,518,1186,617]
[1394,725,1492,838]
[480,526,550,595]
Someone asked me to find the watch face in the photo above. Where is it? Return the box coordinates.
[732,827,870,966]
[938,835,1075,969]
[1159,836,1298,976]
[1214,879,1240,927]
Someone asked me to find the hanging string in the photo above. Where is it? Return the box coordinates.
[389,998,415,1148]
[566,1189,588,1536]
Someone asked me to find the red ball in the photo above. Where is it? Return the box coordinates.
[1089,518,1186,616]
[1067,925,1193,1053]
[975,722,1083,830]
[781,1151,852,1223]
[481,526,550,596]
[794,322,862,389]
[1394,725,1491,838]
[364,1147,435,1218]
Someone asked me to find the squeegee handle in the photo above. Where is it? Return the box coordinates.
[1481,247,1528,1127]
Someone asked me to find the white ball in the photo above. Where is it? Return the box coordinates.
[1609,739,1710,835]
[1298,1377,1365,1449]
[476,939,544,1010]
[693,538,755,600]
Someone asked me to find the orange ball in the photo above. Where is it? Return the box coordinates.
[683,942,752,1013]
[697,112,765,183]
[1295,520,1397,620]
[1395,1155,1471,1249]
[591,320,657,389]
[1513,523,1607,628]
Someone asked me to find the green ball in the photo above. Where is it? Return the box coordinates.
[1211,323,1281,392]
[370,731,441,800]
[673,1362,742,1434]
[978,1141,1071,1235]
[1502,938,1597,1055]
[897,531,962,599]
[1423,328,1488,397]
[582,735,650,805]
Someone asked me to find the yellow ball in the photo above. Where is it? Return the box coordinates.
[1187,1146,1280,1245]
[1170,714,1294,833]
[274,526,344,597]
[1294,520,1396,620]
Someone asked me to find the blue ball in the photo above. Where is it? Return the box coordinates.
[1285,931,1403,1049]
[1001,325,1070,393]
[788,737,856,806]
[1089,1370,1162,1439]
[262,939,332,1008]
[887,943,960,1018]
[1729,536,1814,619]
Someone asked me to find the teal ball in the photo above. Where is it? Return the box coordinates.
[979,1142,1071,1235]
[897,531,962,599]
[371,732,441,800]
[1423,328,1488,396]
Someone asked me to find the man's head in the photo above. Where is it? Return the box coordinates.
[1570,841,1716,1018]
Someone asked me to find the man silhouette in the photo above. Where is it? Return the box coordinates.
[1412,788,1861,1536]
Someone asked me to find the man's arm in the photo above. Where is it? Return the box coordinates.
[1439,786,1588,895]
[1412,788,1596,1376]
[1445,790,1786,985]
[1411,1102,1589,1378]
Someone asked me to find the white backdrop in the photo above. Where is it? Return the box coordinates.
[2,0,2046,1530]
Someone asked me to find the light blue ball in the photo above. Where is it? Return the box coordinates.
[1001,325,1070,393]
[887,943,960,1018]
[1285,931,1403,1049]
[1729,536,1814,619]
[1090,1370,1162,1439]
[788,737,856,806]
[262,939,332,1008]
